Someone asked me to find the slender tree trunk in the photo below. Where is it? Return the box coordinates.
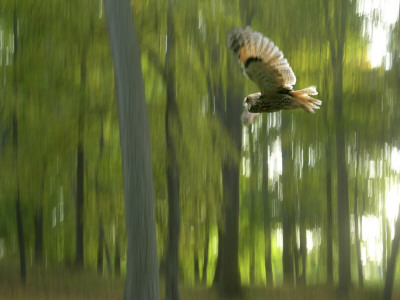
[262,118,273,287]
[13,9,26,284]
[249,126,256,285]
[104,0,160,298]
[326,145,333,284]
[329,0,351,293]
[299,218,307,285]
[165,0,180,299]
[114,235,120,277]
[334,58,351,296]
[293,226,300,281]
[97,220,104,274]
[34,175,44,264]
[194,247,200,283]
[382,204,400,300]
[281,113,294,285]
[103,233,112,276]
[202,218,209,285]
[354,158,363,288]
[16,185,26,282]
[75,44,87,268]
[212,78,224,289]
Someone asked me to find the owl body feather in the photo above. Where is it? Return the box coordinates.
[227,27,322,113]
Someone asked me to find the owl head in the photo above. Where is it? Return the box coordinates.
[243,92,262,112]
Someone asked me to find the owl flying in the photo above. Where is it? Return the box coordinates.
[227,27,322,114]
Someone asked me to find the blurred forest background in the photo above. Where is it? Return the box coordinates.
[1,0,400,299]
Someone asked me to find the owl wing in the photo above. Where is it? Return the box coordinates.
[227,27,296,95]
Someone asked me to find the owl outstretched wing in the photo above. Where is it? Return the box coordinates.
[227,27,296,94]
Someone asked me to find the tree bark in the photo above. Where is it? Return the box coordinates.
[194,247,200,283]
[16,185,26,283]
[34,172,45,264]
[13,9,26,284]
[354,157,364,288]
[382,204,400,300]
[217,65,243,297]
[219,163,241,296]
[326,145,333,284]
[299,218,307,285]
[329,0,351,294]
[334,53,351,297]
[202,218,210,285]
[97,220,104,274]
[104,0,160,298]
[261,118,273,287]
[249,126,256,285]
[281,113,294,285]
[165,0,180,299]
[75,43,87,269]
[114,235,120,277]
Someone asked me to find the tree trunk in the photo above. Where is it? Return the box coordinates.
[202,218,210,285]
[114,235,120,277]
[16,185,26,283]
[329,0,351,294]
[281,113,294,285]
[13,8,26,284]
[217,64,243,296]
[97,221,104,274]
[326,145,333,284]
[249,126,256,285]
[194,247,200,283]
[382,204,400,300]
[75,43,87,269]
[104,232,112,276]
[299,218,307,285]
[34,175,44,264]
[165,0,180,299]
[104,0,160,298]
[261,118,273,287]
[354,161,364,288]
[219,162,241,296]
[334,54,351,297]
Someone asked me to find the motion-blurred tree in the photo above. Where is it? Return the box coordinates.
[104,0,160,298]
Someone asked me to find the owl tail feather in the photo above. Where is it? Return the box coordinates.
[289,86,322,113]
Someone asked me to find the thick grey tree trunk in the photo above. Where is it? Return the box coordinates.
[104,1,160,299]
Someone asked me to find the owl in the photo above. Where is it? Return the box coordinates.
[227,27,322,113]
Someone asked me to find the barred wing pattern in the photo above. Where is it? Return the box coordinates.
[227,27,296,94]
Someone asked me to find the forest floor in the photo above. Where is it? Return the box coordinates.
[0,261,398,300]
